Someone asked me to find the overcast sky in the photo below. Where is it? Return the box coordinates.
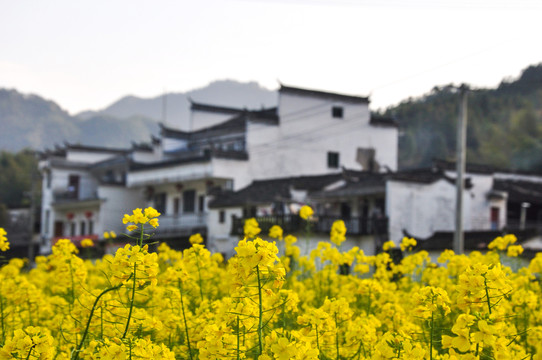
[1,0,541,114]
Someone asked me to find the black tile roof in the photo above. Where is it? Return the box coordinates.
[412,229,536,251]
[370,115,399,128]
[390,167,445,184]
[433,159,542,176]
[279,85,369,104]
[129,153,211,172]
[160,109,278,141]
[64,143,131,154]
[311,171,387,198]
[190,100,279,122]
[209,173,344,208]
[190,101,246,115]
[493,179,542,205]
[390,167,473,189]
[129,148,248,172]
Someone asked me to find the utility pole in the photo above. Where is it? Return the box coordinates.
[454,85,468,254]
[162,89,167,125]
[27,157,38,265]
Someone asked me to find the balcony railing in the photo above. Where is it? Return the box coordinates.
[153,214,208,237]
[231,215,388,236]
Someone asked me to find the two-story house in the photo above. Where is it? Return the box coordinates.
[39,84,398,253]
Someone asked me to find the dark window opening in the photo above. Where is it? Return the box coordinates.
[198,195,205,213]
[88,220,94,235]
[54,221,63,237]
[332,106,344,118]
[219,210,225,224]
[68,175,80,198]
[70,222,76,237]
[80,221,86,236]
[327,152,339,168]
[183,190,196,213]
[173,197,180,215]
[491,207,500,230]
[154,193,167,214]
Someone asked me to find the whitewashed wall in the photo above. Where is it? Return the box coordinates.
[190,109,238,131]
[211,158,251,191]
[386,175,506,243]
[66,149,120,163]
[246,91,397,180]
[97,185,145,236]
[207,207,243,257]
[132,150,164,163]
[127,162,214,187]
[162,138,188,153]
[387,179,465,242]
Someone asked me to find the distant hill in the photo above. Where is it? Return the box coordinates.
[3,70,542,173]
[0,89,79,152]
[0,80,277,152]
[381,63,542,171]
[96,80,278,128]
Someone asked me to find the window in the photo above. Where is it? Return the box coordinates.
[70,222,76,237]
[490,207,500,230]
[173,197,180,215]
[332,106,343,118]
[183,190,196,213]
[198,195,205,213]
[88,220,94,235]
[327,152,339,168]
[219,210,225,224]
[154,193,166,214]
[80,221,86,235]
[68,175,80,198]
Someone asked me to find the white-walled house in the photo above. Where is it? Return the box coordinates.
[39,85,398,253]
[209,161,542,258]
[38,84,542,257]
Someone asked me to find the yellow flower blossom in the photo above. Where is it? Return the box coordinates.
[189,233,204,245]
[0,227,9,252]
[299,205,314,220]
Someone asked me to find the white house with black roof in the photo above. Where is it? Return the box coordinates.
[39,84,542,258]
[39,84,399,254]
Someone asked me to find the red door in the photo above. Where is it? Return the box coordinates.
[490,207,500,230]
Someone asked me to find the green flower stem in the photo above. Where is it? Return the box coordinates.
[236,316,240,360]
[25,344,35,360]
[122,262,137,339]
[122,223,145,340]
[0,295,5,345]
[430,300,434,360]
[335,312,340,360]
[195,253,204,302]
[72,283,123,360]
[178,280,193,360]
[256,265,264,356]
[484,276,492,315]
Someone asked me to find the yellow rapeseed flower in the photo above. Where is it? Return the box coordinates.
[189,233,204,245]
[268,225,283,240]
[299,205,314,220]
[0,227,9,252]
[81,238,94,248]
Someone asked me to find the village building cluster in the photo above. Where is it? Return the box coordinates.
[38,85,542,257]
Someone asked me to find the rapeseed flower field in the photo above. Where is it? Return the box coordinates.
[0,207,541,359]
